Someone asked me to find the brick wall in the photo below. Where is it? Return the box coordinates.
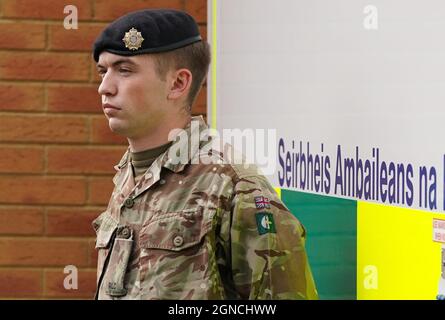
[0,0,207,299]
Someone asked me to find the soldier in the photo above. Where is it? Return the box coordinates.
[92,8,318,300]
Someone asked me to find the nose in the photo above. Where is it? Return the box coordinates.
[98,71,117,97]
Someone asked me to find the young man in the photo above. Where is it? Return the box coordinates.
[92,8,318,300]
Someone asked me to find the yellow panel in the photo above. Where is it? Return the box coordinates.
[274,187,281,199]
[357,201,443,300]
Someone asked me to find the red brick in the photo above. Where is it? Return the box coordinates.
[0,176,86,205]
[0,238,89,267]
[191,86,206,115]
[0,115,88,143]
[0,146,44,173]
[90,60,102,83]
[44,268,96,298]
[47,84,101,113]
[90,116,128,144]
[0,83,44,112]
[88,239,98,268]
[0,22,45,49]
[89,177,114,205]
[47,147,124,174]
[49,23,106,51]
[93,0,183,21]
[199,25,207,41]
[0,52,90,81]
[185,0,207,24]
[1,0,92,19]
[46,208,100,237]
[0,269,42,298]
[0,208,44,235]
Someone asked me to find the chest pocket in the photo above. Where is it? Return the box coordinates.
[93,212,119,249]
[139,206,217,251]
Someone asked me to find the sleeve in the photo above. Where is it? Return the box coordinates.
[229,171,318,300]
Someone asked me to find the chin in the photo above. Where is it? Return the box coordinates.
[108,119,129,136]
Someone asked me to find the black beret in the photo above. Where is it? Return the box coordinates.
[93,9,202,62]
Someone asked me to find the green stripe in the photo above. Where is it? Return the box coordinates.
[281,189,357,300]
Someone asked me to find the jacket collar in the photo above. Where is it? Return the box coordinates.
[113,115,208,173]
[112,116,210,199]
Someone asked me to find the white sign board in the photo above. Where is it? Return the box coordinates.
[209,0,445,212]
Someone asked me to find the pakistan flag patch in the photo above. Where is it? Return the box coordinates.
[255,212,276,235]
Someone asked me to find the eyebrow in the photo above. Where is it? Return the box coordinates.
[96,58,137,69]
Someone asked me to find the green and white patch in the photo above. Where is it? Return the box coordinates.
[255,212,276,235]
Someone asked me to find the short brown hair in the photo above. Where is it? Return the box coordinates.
[152,41,211,112]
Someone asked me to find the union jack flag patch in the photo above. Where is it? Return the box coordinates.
[254,196,270,209]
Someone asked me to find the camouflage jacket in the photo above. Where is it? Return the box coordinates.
[92,116,318,300]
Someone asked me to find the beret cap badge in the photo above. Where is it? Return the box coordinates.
[122,27,144,50]
[92,9,202,61]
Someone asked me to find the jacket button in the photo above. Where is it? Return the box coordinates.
[124,197,134,208]
[173,235,184,247]
[119,226,131,239]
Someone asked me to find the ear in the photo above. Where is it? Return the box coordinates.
[167,68,192,101]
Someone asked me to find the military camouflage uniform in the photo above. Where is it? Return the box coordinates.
[92,116,318,300]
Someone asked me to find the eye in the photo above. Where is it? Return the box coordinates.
[97,69,106,77]
[119,68,131,75]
